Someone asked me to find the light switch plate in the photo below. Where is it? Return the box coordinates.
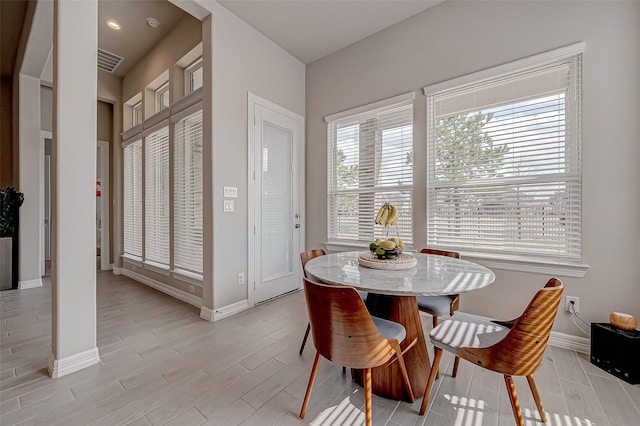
[224,186,238,198]
[223,200,234,212]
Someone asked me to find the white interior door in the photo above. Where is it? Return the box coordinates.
[97,141,110,270]
[250,95,304,304]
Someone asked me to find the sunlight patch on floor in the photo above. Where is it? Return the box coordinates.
[445,393,595,426]
[309,389,365,426]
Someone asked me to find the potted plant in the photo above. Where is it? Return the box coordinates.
[1,187,24,290]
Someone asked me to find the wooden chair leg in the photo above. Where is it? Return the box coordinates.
[504,375,524,426]
[526,375,547,423]
[389,340,415,402]
[299,352,321,419]
[430,316,443,380]
[364,368,372,426]
[452,356,460,378]
[299,322,311,355]
[419,347,443,416]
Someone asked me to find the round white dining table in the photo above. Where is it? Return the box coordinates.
[304,250,495,402]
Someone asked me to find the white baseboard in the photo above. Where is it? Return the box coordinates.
[19,278,43,289]
[549,330,590,353]
[200,306,215,322]
[47,347,101,378]
[122,269,202,308]
[210,299,249,321]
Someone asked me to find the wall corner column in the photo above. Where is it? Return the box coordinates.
[200,14,214,322]
[49,0,100,377]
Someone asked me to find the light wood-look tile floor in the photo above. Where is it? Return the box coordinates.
[1,272,639,425]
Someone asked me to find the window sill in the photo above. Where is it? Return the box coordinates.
[122,254,143,266]
[171,268,203,286]
[324,241,416,253]
[459,252,589,278]
[143,260,171,276]
[325,241,589,278]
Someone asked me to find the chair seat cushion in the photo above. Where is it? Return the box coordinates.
[372,316,406,343]
[416,295,453,316]
[429,312,509,355]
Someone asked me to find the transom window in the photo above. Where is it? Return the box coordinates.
[185,58,203,94]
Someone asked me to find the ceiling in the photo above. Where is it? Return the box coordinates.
[6,0,445,81]
[98,0,189,77]
[0,0,29,77]
[219,0,445,64]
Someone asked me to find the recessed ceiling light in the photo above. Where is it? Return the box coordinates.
[146,17,160,29]
[106,19,121,30]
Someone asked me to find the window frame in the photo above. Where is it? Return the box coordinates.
[184,58,203,95]
[423,42,589,277]
[155,82,170,114]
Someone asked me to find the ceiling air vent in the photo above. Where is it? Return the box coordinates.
[97,48,124,73]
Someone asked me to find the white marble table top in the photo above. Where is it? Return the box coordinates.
[304,251,495,296]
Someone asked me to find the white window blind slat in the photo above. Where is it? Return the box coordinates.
[145,126,170,266]
[123,139,142,257]
[328,98,414,244]
[174,109,203,275]
[426,54,582,260]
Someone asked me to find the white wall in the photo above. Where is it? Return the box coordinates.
[207,1,305,308]
[305,0,640,336]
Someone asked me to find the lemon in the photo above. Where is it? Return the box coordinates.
[398,240,405,248]
[375,247,386,256]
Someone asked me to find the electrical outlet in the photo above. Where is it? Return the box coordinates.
[565,296,579,313]
[238,273,245,285]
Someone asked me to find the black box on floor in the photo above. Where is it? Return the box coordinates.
[590,322,640,384]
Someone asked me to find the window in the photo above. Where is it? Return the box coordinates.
[123,139,142,258]
[132,102,143,126]
[326,93,414,245]
[173,108,203,274]
[155,83,170,113]
[185,58,203,94]
[425,45,583,261]
[144,125,170,267]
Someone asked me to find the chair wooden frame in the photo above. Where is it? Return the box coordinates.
[418,248,462,377]
[299,277,416,426]
[419,278,564,426]
[299,249,327,355]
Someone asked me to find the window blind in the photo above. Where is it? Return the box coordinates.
[426,54,582,260]
[144,125,170,266]
[123,139,142,257]
[173,108,203,274]
[327,96,414,244]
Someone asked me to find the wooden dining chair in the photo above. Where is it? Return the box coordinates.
[419,277,564,426]
[299,249,327,355]
[299,249,367,355]
[416,248,462,377]
[299,277,416,426]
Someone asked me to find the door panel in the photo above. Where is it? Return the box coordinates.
[252,100,303,304]
[261,122,294,283]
